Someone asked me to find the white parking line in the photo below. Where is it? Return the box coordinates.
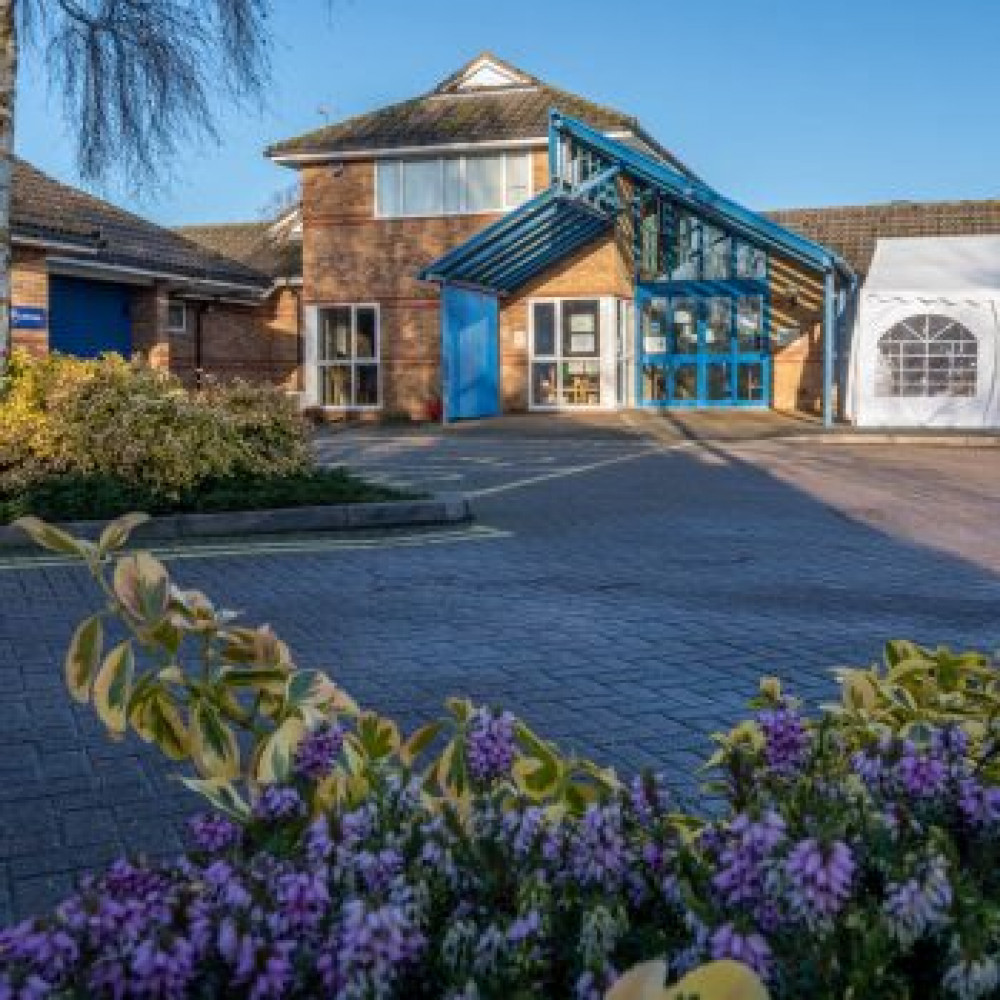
[0,525,511,572]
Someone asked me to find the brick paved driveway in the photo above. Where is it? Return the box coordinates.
[2,416,1000,920]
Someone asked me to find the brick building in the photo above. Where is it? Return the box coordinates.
[9,157,300,387]
[267,53,853,423]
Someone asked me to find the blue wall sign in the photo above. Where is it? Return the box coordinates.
[11,306,47,329]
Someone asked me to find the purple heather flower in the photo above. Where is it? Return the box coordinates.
[896,746,948,799]
[884,855,952,945]
[784,838,855,925]
[465,708,516,783]
[709,923,772,980]
[306,816,334,864]
[943,953,1000,999]
[129,934,196,998]
[253,785,305,823]
[507,910,542,944]
[188,812,242,853]
[628,772,671,824]
[274,870,331,933]
[569,805,626,887]
[248,941,296,1000]
[959,778,1000,828]
[712,810,786,907]
[293,723,345,781]
[757,705,809,775]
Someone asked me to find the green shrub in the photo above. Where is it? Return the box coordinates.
[0,351,310,499]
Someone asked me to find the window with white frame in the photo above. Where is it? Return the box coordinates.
[167,301,187,333]
[875,314,978,398]
[530,299,603,408]
[375,152,532,218]
[317,305,380,408]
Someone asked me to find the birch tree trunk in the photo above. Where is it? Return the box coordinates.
[0,0,15,370]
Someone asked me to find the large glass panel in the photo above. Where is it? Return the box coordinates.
[703,224,731,279]
[465,155,504,213]
[375,161,400,216]
[562,300,600,358]
[737,363,765,402]
[321,365,352,407]
[355,307,377,359]
[640,208,660,279]
[704,297,733,354]
[736,241,767,279]
[531,361,558,407]
[402,159,443,215]
[505,153,531,207]
[706,362,733,401]
[642,297,668,355]
[672,364,698,401]
[671,214,701,279]
[356,364,379,406]
[443,158,463,213]
[560,361,601,406]
[736,296,764,352]
[671,298,698,354]
[532,302,556,356]
[642,363,667,403]
[320,307,351,361]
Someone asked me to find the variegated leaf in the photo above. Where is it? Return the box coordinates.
[191,700,240,779]
[256,716,305,784]
[93,641,135,737]
[179,778,250,821]
[64,614,103,703]
[97,512,150,555]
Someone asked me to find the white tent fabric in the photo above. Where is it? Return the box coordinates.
[847,236,1000,427]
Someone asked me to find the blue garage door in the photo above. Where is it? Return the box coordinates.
[442,285,500,421]
[49,276,132,359]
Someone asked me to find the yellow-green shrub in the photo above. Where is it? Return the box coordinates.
[0,350,309,498]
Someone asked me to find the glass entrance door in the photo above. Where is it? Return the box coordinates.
[637,290,770,407]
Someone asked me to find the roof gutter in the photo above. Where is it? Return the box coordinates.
[13,233,101,255]
[45,255,270,296]
[267,130,636,166]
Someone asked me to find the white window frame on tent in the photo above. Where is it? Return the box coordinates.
[874,314,978,398]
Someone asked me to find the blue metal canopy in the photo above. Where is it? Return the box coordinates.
[418,183,614,294]
[549,111,853,279]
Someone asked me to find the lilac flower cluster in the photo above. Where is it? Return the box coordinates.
[783,838,855,926]
[708,923,772,979]
[465,707,516,782]
[883,854,952,945]
[294,723,345,781]
[188,811,242,853]
[757,704,810,776]
[254,785,305,823]
[711,810,786,908]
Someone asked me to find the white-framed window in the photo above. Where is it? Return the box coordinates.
[167,301,188,333]
[529,298,603,409]
[317,304,380,409]
[375,151,532,218]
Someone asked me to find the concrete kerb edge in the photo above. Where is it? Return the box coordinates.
[0,493,473,551]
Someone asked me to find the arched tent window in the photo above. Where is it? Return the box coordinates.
[875,314,978,398]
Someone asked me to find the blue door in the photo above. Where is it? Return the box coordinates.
[636,286,770,408]
[49,276,132,359]
[442,286,500,421]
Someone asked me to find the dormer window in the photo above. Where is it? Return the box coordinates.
[375,152,532,218]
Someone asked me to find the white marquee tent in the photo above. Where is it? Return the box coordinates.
[847,235,1000,428]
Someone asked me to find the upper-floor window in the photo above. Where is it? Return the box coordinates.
[375,152,532,218]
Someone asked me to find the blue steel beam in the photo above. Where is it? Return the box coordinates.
[469,208,608,285]
[494,218,608,291]
[483,220,604,290]
[823,268,836,427]
[550,111,853,280]
[418,189,562,281]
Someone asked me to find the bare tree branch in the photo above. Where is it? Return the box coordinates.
[25,0,271,188]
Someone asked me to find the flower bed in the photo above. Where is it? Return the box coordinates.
[0,352,403,523]
[2,516,1000,999]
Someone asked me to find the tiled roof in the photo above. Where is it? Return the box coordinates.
[765,199,1000,277]
[267,52,693,177]
[12,158,271,291]
[175,221,302,280]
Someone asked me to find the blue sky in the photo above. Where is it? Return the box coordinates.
[14,0,998,225]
